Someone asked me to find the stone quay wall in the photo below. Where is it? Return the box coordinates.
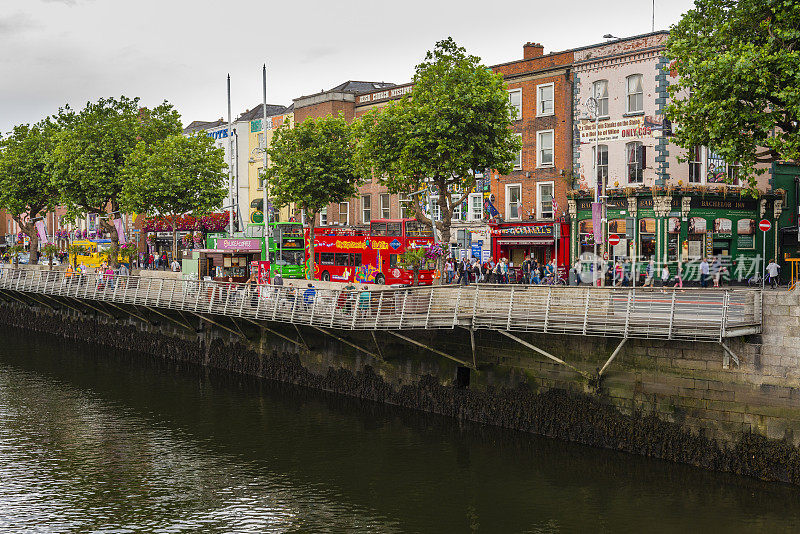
[0,289,799,484]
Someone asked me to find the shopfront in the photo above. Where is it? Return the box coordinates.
[569,192,777,284]
[489,221,570,271]
[196,238,263,282]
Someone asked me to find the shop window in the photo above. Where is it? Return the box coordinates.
[319,207,327,226]
[688,217,707,234]
[537,130,554,167]
[361,195,371,224]
[626,74,643,113]
[506,184,521,220]
[713,218,732,233]
[688,146,702,183]
[626,142,644,183]
[380,193,390,219]
[593,80,609,117]
[737,219,755,249]
[537,83,554,116]
[537,182,554,220]
[508,89,522,121]
[687,217,706,260]
[668,217,680,262]
[468,193,483,221]
[639,217,656,261]
[609,219,628,258]
[339,202,349,226]
[579,219,595,254]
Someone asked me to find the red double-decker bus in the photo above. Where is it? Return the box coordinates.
[309,218,436,285]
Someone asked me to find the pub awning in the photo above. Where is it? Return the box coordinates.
[497,238,554,245]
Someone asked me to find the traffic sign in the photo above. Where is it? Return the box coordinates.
[608,234,620,246]
[759,219,772,232]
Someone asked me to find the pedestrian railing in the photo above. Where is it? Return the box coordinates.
[0,268,762,341]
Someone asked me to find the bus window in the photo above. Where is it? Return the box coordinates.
[320,252,334,265]
[371,222,387,236]
[275,250,304,266]
[386,222,402,236]
[350,253,362,266]
[405,220,433,237]
[277,224,303,238]
[334,253,349,266]
[389,254,398,268]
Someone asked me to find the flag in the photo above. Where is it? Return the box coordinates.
[592,202,603,244]
[552,198,559,214]
[35,220,48,244]
[485,199,500,217]
[114,217,127,245]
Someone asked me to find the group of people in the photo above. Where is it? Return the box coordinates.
[444,256,560,285]
[140,251,179,271]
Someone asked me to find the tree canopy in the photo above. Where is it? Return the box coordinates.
[0,119,62,262]
[52,96,182,264]
[121,133,228,257]
[666,0,800,187]
[358,37,520,270]
[267,114,363,278]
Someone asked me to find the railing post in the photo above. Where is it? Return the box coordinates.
[582,287,591,335]
[543,285,552,333]
[424,287,434,329]
[169,278,178,309]
[272,286,280,322]
[399,291,408,329]
[721,290,730,341]
[507,285,515,330]
[237,284,247,317]
[350,290,359,329]
[112,275,120,302]
[309,288,318,324]
[255,284,263,320]
[329,288,338,328]
[193,280,202,312]
[453,285,463,329]
[623,289,634,338]
[208,285,216,314]
[374,291,384,329]
[668,290,676,339]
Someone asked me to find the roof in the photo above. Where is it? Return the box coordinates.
[236,103,290,122]
[327,80,395,94]
[183,119,226,134]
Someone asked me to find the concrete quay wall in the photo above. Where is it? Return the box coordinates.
[0,289,799,484]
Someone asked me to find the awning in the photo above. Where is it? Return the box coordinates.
[497,238,554,245]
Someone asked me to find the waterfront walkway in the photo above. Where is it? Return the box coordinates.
[0,268,761,342]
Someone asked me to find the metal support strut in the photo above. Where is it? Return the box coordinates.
[598,337,628,377]
[386,330,475,369]
[720,341,740,369]
[498,330,591,380]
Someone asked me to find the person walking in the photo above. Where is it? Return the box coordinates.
[161,252,168,271]
[699,257,710,288]
[445,258,455,284]
[660,264,670,288]
[171,258,181,272]
[766,259,780,289]
[711,256,722,288]
[521,255,531,285]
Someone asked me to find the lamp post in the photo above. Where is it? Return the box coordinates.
[586,96,606,286]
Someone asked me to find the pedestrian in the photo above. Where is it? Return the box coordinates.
[501,258,509,284]
[711,256,722,288]
[643,259,655,287]
[161,252,168,270]
[531,265,540,285]
[622,259,631,287]
[171,257,181,272]
[151,252,157,270]
[456,257,470,286]
[303,283,316,310]
[445,258,455,284]
[521,255,531,285]
[699,257,709,288]
[766,258,780,289]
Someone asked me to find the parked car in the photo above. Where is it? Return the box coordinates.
[38,258,61,266]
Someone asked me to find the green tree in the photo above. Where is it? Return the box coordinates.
[358,37,520,279]
[66,243,86,270]
[52,96,182,267]
[666,0,800,188]
[0,119,62,263]
[41,243,60,270]
[121,134,227,260]
[267,114,363,280]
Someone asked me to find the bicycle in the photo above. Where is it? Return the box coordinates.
[541,275,567,286]
[748,273,783,289]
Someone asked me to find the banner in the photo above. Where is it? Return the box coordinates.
[35,220,48,244]
[114,218,126,245]
[592,202,603,244]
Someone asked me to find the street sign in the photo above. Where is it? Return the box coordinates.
[608,234,620,246]
[759,219,772,232]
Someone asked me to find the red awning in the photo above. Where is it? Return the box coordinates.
[497,238,554,245]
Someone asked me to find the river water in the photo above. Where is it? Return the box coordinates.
[1,327,799,533]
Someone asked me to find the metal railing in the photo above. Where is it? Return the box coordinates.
[0,268,762,341]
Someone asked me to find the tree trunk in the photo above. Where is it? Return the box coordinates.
[172,220,178,265]
[307,209,316,280]
[413,266,420,286]
[100,217,119,268]
[26,224,39,265]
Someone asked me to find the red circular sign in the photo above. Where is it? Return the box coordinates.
[759,219,772,232]
[608,234,620,246]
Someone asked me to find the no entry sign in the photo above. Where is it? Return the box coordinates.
[608,234,620,246]
[759,219,772,232]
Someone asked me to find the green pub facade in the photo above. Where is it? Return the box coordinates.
[567,189,781,283]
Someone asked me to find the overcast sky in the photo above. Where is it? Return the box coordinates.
[0,0,696,134]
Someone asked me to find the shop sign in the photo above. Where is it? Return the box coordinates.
[494,225,553,237]
[578,116,656,144]
[357,85,413,104]
[691,198,757,211]
[738,235,755,249]
[217,238,261,250]
[206,128,229,141]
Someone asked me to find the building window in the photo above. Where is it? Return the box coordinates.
[380,193,390,218]
[361,195,371,224]
[537,182,554,220]
[339,202,349,226]
[257,167,264,190]
[429,196,442,221]
[537,83,554,116]
[399,193,411,219]
[537,130,554,167]
[468,193,483,221]
[626,141,644,183]
[626,74,644,113]
[319,207,327,226]
[257,133,265,149]
[512,133,522,170]
[508,89,522,121]
[593,80,609,117]
[688,146,702,183]
[592,144,608,186]
[506,184,521,220]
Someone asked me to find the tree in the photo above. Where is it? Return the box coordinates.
[121,134,227,261]
[41,243,59,270]
[52,96,182,267]
[358,37,521,280]
[0,119,62,263]
[67,243,86,270]
[267,114,363,280]
[666,0,800,188]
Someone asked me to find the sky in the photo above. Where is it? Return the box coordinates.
[0,0,696,134]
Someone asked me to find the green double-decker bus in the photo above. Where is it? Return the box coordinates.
[263,222,306,278]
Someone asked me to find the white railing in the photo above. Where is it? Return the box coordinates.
[0,268,761,341]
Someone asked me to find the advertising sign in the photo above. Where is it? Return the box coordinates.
[217,238,261,251]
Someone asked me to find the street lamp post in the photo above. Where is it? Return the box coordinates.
[261,65,270,242]
[586,96,605,286]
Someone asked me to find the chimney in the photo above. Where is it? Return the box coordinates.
[523,42,544,59]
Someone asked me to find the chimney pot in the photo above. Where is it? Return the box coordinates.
[524,42,544,59]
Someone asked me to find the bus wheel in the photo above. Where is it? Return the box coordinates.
[375,274,385,285]
[321,271,330,281]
